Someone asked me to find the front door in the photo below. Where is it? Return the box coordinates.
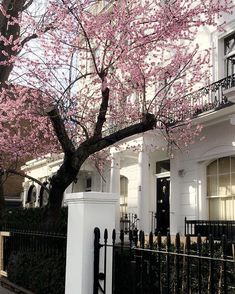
[156,177,170,235]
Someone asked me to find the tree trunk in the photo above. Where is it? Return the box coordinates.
[0,175,5,215]
[47,154,86,220]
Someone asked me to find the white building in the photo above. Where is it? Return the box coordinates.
[21,4,235,237]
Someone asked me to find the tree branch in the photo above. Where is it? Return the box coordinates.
[21,25,53,47]
[70,116,89,140]
[0,168,50,193]
[23,0,33,11]
[46,106,75,155]
[83,113,156,155]
[94,87,109,137]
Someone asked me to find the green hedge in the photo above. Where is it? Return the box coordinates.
[1,207,67,293]
[7,251,65,294]
[0,207,68,233]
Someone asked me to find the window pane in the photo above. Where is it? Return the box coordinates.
[224,34,235,55]
[219,174,230,196]
[207,160,217,175]
[231,173,235,195]
[221,197,234,220]
[207,176,217,196]
[209,198,221,220]
[120,176,128,195]
[219,157,230,174]
[156,160,170,174]
[231,156,235,172]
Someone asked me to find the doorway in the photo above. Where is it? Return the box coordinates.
[156,177,170,235]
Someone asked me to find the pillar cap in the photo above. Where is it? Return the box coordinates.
[65,192,118,205]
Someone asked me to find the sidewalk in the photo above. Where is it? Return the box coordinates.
[0,285,14,294]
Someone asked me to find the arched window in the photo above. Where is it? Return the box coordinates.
[120,176,128,215]
[39,182,49,207]
[207,156,235,220]
[27,185,37,208]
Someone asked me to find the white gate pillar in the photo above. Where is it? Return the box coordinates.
[110,152,120,230]
[138,150,150,233]
[65,192,118,294]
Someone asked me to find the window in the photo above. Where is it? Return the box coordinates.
[120,176,128,215]
[207,156,235,220]
[156,160,170,174]
[85,176,92,192]
[224,33,235,77]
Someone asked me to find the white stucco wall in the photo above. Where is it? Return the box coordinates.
[171,118,235,233]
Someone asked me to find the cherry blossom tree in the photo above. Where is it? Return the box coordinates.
[0,0,233,214]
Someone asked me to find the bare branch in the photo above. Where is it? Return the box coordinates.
[21,25,54,47]
[70,116,89,140]
[23,0,33,11]
[1,168,50,193]
[83,113,156,155]
[93,87,109,137]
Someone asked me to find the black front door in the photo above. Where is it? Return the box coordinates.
[156,177,170,235]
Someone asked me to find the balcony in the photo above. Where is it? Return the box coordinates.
[189,74,235,118]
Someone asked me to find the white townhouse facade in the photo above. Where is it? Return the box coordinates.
[22,2,235,238]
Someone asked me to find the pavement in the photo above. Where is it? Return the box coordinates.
[0,285,14,294]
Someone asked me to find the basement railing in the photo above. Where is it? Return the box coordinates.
[185,217,235,242]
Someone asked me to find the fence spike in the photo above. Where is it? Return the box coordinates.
[221,234,227,257]
[157,231,162,250]
[104,228,108,242]
[185,234,190,253]
[208,234,214,256]
[94,227,100,243]
[197,234,202,253]
[120,229,124,245]
[133,228,138,247]
[129,229,133,243]
[175,233,180,252]
[149,231,153,249]
[112,229,116,244]
[166,232,171,251]
[140,231,145,248]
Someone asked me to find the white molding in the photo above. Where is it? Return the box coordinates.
[65,192,118,205]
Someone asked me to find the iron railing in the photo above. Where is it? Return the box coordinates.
[188,74,234,117]
[2,228,67,272]
[120,213,139,234]
[94,228,235,294]
[185,218,235,242]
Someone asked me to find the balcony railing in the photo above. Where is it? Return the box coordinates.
[185,217,235,242]
[188,74,235,117]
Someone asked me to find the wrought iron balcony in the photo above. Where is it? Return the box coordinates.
[185,217,235,242]
[188,74,235,117]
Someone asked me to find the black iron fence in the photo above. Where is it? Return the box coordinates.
[185,218,235,243]
[2,228,67,273]
[94,228,235,294]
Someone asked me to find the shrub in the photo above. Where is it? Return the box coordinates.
[7,251,66,294]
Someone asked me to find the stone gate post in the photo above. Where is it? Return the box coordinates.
[65,192,118,294]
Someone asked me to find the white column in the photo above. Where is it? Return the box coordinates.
[65,192,118,294]
[35,184,41,207]
[110,153,120,230]
[138,150,150,233]
[22,181,30,208]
